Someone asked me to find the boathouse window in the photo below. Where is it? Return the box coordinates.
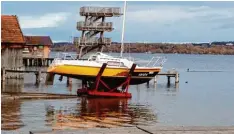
[39,45,44,49]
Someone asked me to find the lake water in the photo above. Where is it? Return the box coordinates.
[2,53,234,133]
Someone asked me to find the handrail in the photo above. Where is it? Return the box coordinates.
[145,56,167,67]
[54,53,79,60]
[77,21,113,30]
[52,52,167,68]
[80,7,122,15]
[73,37,112,45]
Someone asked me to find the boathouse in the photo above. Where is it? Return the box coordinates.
[1,15,25,79]
[23,36,53,58]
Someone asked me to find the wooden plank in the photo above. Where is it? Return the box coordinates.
[5,70,48,73]
[23,57,54,60]
[158,73,177,76]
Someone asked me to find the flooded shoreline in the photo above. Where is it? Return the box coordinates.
[2,53,234,133]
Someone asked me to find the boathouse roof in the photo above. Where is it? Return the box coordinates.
[24,36,53,46]
[1,15,25,44]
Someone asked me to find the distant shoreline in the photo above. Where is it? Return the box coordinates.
[51,43,234,55]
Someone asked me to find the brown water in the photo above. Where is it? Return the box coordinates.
[2,53,234,133]
[1,67,157,133]
[2,98,156,132]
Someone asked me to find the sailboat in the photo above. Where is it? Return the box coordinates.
[47,2,166,87]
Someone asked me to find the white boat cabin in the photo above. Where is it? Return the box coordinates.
[85,52,134,68]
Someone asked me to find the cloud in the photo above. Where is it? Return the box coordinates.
[53,40,70,43]
[18,12,70,29]
[126,5,234,25]
[7,1,233,42]
[118,4,234,42]
[215,22,234,30]
[23,33,36,36]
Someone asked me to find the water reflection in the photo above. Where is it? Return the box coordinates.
[1,100,24,130]
[1,79,24,93]
[45,98,157,129]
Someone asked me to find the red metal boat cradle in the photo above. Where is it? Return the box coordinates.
[77,63,136,98]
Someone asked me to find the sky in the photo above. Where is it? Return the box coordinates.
[1,1,234,43]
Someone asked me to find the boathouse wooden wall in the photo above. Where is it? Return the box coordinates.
[1,15,26,79]
[1,47,24,79]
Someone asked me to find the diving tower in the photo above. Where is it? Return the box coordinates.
[74,6,123,59]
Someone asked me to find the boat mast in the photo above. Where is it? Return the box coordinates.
[120,1,127,57]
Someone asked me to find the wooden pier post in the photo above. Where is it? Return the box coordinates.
[154,75,158,83]
[175,73,179,83]
[146,81,149,88]
[43,59,46,66]
[32,59,34,66]
[2,68,6,81]
[27,59,29,67]
[50,59,53,65]
[175,82,179,89]
[47,59,49,66]
[41,59,44,66]
[167,76,171,85]
[67,77,72,86]
[35,70,41,85]
[59,75,63,81]
[29,59,30,66]
[45,73,55,85]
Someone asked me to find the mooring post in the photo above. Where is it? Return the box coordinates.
[41,59,44,66]
[146,81,149,88]
[46,59,48,66]
[67,77,72,86]
[59,75,63,81]
[167,76,171,85]
[2,68,6,81]
[154,75,158,83]
[40,58,42,67]
[29,59,31,66]
[45,73,55,85]
[175,73,179,83]
[27,59,29,67]
[175,82,179,89]
[35,70,41,85]
[32,59,34,66]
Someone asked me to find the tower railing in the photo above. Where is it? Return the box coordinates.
[80,7,122,16]
[75,6,122,58]
[74,37,111,45]
[77,21,113,31]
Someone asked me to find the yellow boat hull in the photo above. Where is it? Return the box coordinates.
[47,64,161,86]
[47,65,161,77]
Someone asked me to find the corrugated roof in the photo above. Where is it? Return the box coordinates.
[24,36,53,46]
[1,15,25,44]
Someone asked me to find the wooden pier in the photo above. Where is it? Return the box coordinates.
[1,69,72,86]
[146,70,179,88]
[23,57,54,67]
[157,70,179,84]
[2,69,46,85]
[2,68,179,87]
